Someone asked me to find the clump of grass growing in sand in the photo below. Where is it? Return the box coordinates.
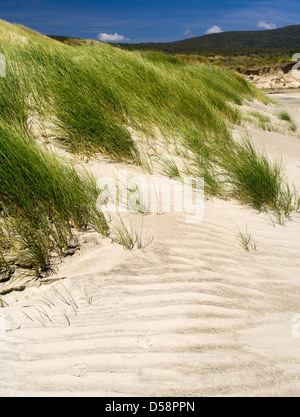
[278,111,293,123]
[220,137,299,218]
[111,215,153,251]
[242,110,275,132]
[237,226,257,252]
[278,111,297,132]
[0,123,107,272]
[249,111,271,125]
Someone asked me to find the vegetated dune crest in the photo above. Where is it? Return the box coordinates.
[0,20,299,397]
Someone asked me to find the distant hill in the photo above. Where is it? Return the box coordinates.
[118,25,300,55]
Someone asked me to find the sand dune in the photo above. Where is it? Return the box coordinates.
[1,94,300,397]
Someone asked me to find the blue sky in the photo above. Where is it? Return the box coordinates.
[1,0,300,43]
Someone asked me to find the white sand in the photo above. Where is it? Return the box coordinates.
[243,68,300,90]
[0,94,300,397]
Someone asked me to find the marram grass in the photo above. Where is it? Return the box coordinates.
[0,20,298,272]
[0,21,268,161]
[0,122,107,272]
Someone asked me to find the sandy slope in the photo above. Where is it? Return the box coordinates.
[242,67,300,91]
[0,94,300,397]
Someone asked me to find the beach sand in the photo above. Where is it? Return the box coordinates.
[0,94,300,397]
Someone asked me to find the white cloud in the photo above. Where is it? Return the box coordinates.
[257,21,277,30]
[97,33,130,42]
[205,26,223,35]
[183,29,193,38]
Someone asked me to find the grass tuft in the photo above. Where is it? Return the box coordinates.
[0,122,107,272]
